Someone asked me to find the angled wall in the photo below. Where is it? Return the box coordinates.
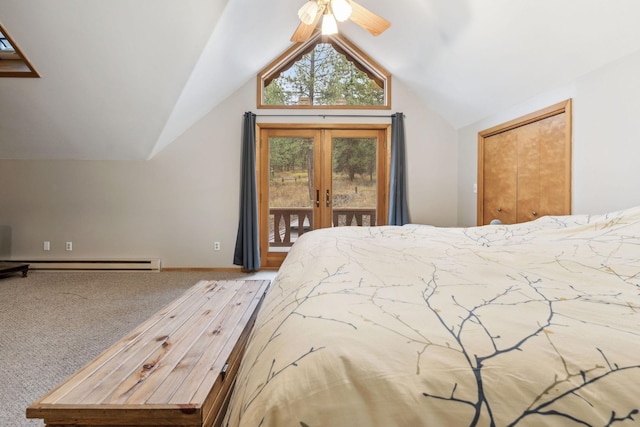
[0,78,457,268]
[457,48,640,226]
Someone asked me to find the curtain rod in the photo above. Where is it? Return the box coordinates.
[254,113,403,118]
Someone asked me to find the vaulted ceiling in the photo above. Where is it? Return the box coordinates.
[1,0,640,160]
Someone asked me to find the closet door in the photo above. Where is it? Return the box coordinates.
[537,113,570,217]
[516,122,541,223]
[482,131,517,225]
[477,100,572,226]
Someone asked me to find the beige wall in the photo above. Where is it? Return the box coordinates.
[5,46,640,267]
[457,48,640,226]
[0,78,458,268]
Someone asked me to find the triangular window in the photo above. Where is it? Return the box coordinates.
[258,32,390,109]
[0,24,39,77]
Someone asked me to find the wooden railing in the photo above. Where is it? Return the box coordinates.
[270,207,376,247]
[333,208,377,227]
[270,208,313,247]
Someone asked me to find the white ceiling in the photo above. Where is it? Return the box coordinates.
[1,0,640,160]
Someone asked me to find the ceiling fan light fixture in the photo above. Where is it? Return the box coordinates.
[321,11,338,35]
[331,0,352,22]
[298,1,319,25]
[291,0,390,42]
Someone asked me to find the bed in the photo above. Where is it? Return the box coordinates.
[225,207,640,426]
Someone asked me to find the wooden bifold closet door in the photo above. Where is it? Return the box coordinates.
[477,100,572,226]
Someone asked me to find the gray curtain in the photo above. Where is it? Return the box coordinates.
[388,112,410,225]
[233,112,260,271]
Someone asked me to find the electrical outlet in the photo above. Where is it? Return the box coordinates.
[214,242,221,251]
[44,241,51,251]
[66,241,73,251]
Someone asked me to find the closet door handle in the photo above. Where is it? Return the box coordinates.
[315,190,320,207]
[326,189,331,207]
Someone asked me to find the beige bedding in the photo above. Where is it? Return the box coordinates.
[225,207,640,426]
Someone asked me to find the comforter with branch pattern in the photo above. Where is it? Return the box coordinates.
[225,207,640,427]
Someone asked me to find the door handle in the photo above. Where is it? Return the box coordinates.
[326,189,331,207]
[315,189,320,207]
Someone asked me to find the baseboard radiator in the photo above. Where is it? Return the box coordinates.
[3,259,161,272]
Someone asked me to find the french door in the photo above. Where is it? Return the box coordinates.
[257,124,390,268]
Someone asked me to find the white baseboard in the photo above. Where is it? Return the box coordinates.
[2,259,161,271]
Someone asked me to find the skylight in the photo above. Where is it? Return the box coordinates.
[0,24,39,77]
[0,31,15,52]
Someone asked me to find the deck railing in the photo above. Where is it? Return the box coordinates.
[270,207,376,247]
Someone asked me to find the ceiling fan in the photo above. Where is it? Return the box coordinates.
[291,0,391,42]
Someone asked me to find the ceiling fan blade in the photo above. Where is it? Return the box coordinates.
[348,0,390,36]
[291,5,324,42]
[291,21,315,42]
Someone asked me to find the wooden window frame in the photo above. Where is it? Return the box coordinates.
[257,32,391,110]
[0,23,39,78]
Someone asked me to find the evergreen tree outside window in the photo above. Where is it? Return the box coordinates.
[259,33,390,109]
[265,43,383,107]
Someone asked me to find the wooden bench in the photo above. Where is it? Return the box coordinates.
[26,279,270,427]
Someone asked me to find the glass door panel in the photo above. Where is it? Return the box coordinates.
[268,136,315,252]
[259,125,388,269]
[331,136,378,227]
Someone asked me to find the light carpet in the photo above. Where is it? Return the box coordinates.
[0,270,275,426]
